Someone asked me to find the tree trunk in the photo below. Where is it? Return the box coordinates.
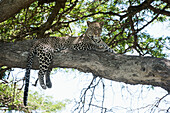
[0,0,35,22]
[0,39,170,92]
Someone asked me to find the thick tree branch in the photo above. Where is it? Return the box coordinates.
[121,0,154,20]
[0,0,35,22]
[37,0,67,38]
[148,5,170,16]
[0,40,170,92]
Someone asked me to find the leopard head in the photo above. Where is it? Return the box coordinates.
[85,21,104,44]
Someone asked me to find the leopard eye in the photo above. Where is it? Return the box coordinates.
[94,27,99,30]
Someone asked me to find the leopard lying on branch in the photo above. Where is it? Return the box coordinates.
[23,21,114,106]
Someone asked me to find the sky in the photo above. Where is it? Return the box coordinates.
[4,20,170,113]
[144,21,170,58]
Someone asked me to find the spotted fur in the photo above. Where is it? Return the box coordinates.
[23,21,114,106]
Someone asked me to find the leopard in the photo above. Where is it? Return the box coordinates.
[23,21,114,106]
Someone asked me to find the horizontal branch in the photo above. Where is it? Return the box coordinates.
[0,40,170,92]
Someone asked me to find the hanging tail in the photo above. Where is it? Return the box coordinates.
[24,46,37,106]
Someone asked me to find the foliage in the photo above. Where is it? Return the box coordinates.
[27,91,67,112]
[0,79,66,113]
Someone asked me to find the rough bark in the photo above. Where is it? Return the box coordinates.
[0,40,170,92]
[0,0,35,22]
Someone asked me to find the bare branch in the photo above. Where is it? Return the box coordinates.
[101,79,106,113]
[150,93,170,112]
[73,76,100,113]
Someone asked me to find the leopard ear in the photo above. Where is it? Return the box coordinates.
[100,21,104,26]
[87,21,91,26]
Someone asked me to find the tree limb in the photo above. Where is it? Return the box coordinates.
[0,40,169,92]
[62,11,121,24]
[37,0,67,38]
[161,0,170,4]
[0,0,35,22]
[148,5,170,16]
[121,0,154,20]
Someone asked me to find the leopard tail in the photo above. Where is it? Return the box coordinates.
[24,45,37,106]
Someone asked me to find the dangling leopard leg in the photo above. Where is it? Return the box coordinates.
[45,68,52,88]
[38,67,46,89]
[38,52,52,89]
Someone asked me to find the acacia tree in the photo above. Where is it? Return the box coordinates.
[0,0,170,111]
